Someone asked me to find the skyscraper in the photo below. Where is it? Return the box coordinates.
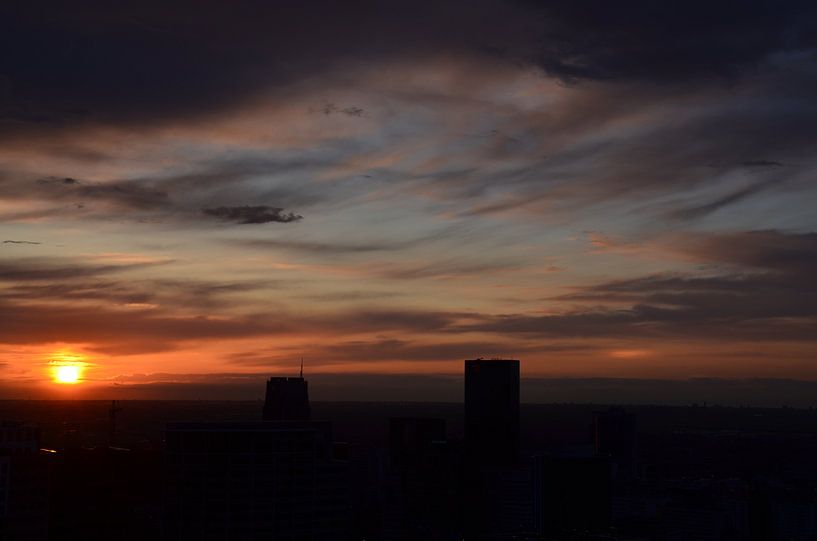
[464,358,520,465]
[263,365,310,421]
[383,418,458,540]
[593,407,637,479]
[463,359,528,540]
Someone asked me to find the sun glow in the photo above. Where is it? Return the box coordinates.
[54,364,81,384]
[49,351,88,385]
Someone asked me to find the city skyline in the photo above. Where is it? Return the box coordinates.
[2,1,817,400]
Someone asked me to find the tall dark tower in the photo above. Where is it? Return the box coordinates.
[464,358,520,465]
[263,362,310,421]
[593,407,637,479]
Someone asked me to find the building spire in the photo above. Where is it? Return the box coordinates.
[300,357,304,379]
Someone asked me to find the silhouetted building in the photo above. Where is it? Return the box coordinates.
[479,464,535,537]
[594,407,637,479]
[388,417,446,470]
[50,445,162,541]
[383,418,460,540]
[263,375,310,421]
[534,452,612,535]
[0,423,50,541]
[463,359,524,540]
[749,480,817,541]
[164,421,349,540]
[464,358,520,466]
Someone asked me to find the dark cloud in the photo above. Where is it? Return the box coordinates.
[37,177,80,185]
[296,291,406,302]
[464,297,817,343]
[0,258,168,282]
[2,3,815,232]
[371,259,521,280]
[676,230,817,274]
[77,181,170,210]
[236,232,447,256]
[2,230,813,351]
[742,160,784,167]
[320,103,366,117]
[233,226,466,257]
[665,180,778,221]
[202,205,302,224]
[0,299,289,354]
[30,176,170,211]
[460,230,817,342]
[3,240,41,245]
[0,0,531,136]
[151,157,339,208]
[227,338,581,366]
[238,239,394,254]
[0,254,479,351]
[0,157,336,224]
[415,75,817,223]
[0,276,277,310]
[0,276,472,352]
[4,0,816,138]
[0,281,153,306]
[315,309,471,334]
[524,0,817,83]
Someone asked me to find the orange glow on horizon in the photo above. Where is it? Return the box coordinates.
[609,349,652,359]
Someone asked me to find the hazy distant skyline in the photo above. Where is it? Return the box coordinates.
[2,1,817,399]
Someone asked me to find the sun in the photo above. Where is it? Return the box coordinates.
[54,364,81,384]
[49,350,88,385]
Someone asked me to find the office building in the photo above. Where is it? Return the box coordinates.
[464,358,520,465]
[594,407,637,479]
[382,418,459,540]
[463,359,524,540]
[263,375,310,421]
[164,421,349,540]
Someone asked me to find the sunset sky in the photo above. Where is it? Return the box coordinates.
[2,1,816,401]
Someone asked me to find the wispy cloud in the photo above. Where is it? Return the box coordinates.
[665,180,780,221]
[0,257,169,282]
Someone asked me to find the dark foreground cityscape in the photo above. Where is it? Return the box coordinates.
[3,359,817,540]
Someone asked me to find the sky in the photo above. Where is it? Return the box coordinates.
[1,1,817,401]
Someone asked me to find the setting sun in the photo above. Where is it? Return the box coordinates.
[49,351,88,384]
[54,365,81,384]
